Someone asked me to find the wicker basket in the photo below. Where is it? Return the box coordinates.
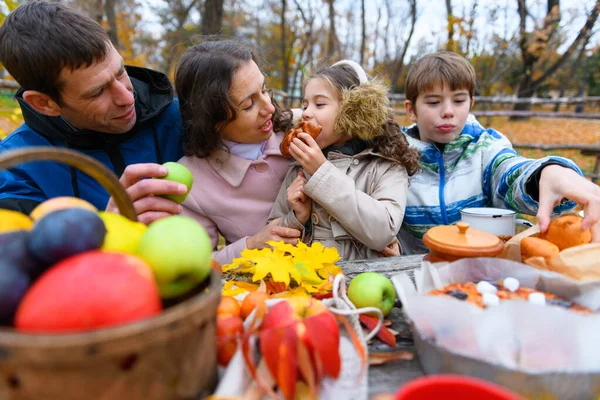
[0,148,220,400]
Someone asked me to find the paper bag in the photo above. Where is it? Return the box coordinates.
[498,224,540,262]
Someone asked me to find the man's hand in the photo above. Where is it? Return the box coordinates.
[537,165,600,241]
[287,171,312,225]
[246,218,301,250]
[105,163,188,225]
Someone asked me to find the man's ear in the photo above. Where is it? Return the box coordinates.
[22,90,62,117]
[470,96,475,110]
[405,100,417,123]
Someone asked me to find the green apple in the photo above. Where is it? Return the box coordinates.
[157,162,194,203]
[136,215,212,298]
[347,272,396,317]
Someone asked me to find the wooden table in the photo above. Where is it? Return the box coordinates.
[340,255,426,397]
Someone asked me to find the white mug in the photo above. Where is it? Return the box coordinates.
[460,207,534,236]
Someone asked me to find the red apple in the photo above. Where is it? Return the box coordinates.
[216,315,244,366]
[15,251,162,332]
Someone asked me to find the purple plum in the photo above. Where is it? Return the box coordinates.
[28,208,106,265]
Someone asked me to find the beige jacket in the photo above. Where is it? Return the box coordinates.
[268,148,408,261]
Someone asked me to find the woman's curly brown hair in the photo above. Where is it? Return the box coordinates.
[370,119,421,176]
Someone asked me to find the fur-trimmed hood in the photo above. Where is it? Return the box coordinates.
[334,79,391,140]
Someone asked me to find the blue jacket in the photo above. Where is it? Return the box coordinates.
[0,66,183,214]
[398,116,581,254]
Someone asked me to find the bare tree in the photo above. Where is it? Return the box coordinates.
[445,0,455,52]
[389,0,417,92]
[513,0,600,116]
[104,0,119,49]
[360,0,366,65]
[326,0,337,58]
[156,0,202,75]
[280,0,289,94]
[202,0,224,36]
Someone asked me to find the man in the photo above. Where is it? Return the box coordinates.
[0,1,186,224]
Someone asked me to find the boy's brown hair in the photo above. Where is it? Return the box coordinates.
[405,51,476,108]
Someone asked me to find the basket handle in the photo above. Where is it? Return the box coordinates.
[0,147,137,221]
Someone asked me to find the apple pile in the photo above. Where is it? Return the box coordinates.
[0,193,213,333]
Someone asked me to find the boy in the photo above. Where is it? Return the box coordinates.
[398,51,600,254]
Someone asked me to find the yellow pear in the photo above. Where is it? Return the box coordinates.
[31,196,97,221]
[0,209,33,233]
[98,211,147,254]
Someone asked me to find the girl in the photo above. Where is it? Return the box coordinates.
[174,40,301,265]
[268,60,421,260]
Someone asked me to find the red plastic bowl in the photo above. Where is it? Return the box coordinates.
[394,374,525,400]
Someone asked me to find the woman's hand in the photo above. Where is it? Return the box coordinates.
[246,218,301,249]
[288,132,327,176]
[537,165,600,241]
[287,171,312,224]
[105,163,188,225]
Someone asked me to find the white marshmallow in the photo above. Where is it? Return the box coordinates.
[476,281,498,294]
[482,292,500,307]
[528,292,546,306]
[503,277,520,292]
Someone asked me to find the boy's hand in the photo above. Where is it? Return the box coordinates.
[287,171,312,225]
[537,165,600,241]
[288,132,327,175]
[105,163,186,225]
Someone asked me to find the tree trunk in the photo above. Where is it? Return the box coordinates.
[445,0,454,52]
[281,0,289,94]
[326,0,337,58]
[92,0,104,24]
[360,0,366,65]
[202,0,224,36]
[390,0,417,92]
[104,0,119,49]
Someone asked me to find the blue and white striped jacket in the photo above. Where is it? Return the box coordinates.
[398,116,581,255]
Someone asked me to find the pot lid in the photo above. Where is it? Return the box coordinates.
[423,222,504,258]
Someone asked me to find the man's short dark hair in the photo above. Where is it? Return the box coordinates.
[0,1,111,104]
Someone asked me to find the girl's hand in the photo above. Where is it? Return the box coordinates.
[287,171,312,224]
[289,132,327,175]
[378,237,401,257]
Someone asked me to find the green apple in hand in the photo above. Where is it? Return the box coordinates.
[347,272,397,317]
[137,216,212,298]
[157,162,194,203]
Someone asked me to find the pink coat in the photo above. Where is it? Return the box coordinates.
[179,131,291,265]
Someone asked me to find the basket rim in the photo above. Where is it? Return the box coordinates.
[0,270,221,348]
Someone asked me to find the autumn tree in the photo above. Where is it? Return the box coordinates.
[513,0,600,115]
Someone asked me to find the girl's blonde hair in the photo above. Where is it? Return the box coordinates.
[306,62,421,176]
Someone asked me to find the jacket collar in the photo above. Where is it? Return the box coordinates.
[16,66,173,150]
[207,132,283,188]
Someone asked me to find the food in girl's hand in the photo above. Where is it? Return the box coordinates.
[279,121,322,158]
[520,236,560,263]
[539,214,591,251]
[428,280,592,313]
